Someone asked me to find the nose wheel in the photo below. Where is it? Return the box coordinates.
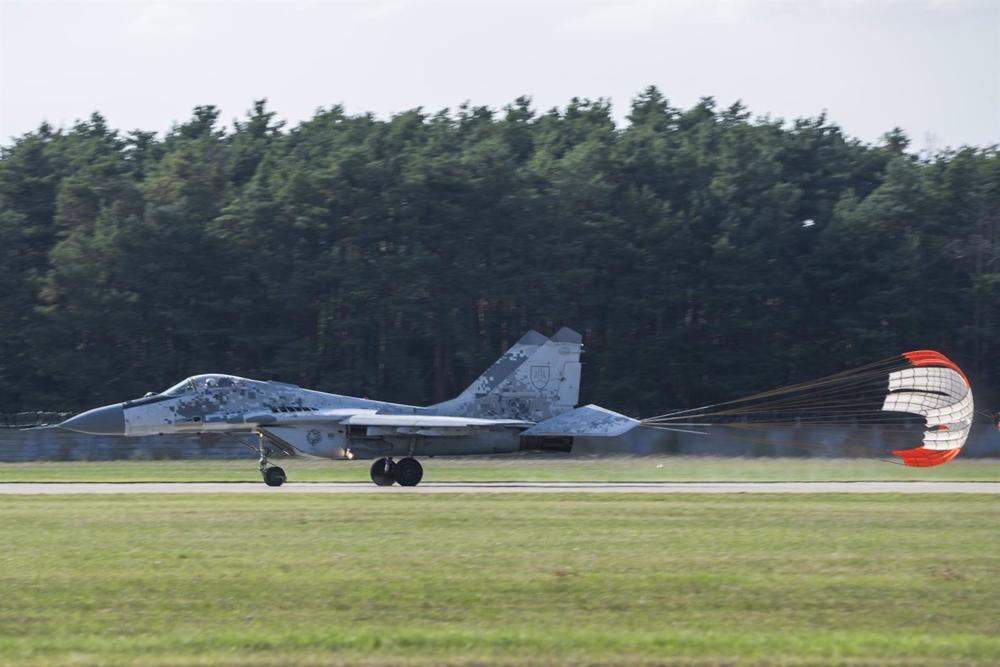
[370,457,423,486]
[258,434,286,487]
[262,466,286,487]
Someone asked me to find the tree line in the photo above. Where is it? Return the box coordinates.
[1,88,997,416]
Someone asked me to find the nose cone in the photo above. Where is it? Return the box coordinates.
[59,404,126,435]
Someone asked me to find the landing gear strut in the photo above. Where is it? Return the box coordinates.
[369,457,423,486]
[258,435,286,487]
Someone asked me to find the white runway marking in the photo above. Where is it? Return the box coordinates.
[0,481,998,494]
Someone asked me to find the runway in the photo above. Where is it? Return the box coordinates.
[1,481,998,494]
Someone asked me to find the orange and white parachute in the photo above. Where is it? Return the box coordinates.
[881,351,973,466]
[642,350,974,467]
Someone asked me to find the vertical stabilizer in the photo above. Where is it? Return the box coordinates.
[460,329,548,399]
[433,328,583,421]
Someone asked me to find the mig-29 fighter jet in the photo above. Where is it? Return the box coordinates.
[59,328,639,486]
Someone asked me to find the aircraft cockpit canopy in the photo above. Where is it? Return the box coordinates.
[162,378,195,396]
[162,374,243,396]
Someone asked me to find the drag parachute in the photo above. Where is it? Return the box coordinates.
[642,350,974,467]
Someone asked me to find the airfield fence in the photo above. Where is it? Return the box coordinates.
[0,423,257,462]
[1,415,997,461]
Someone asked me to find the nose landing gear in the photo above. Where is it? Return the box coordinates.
[262,466,287,487]
[258,435,286,487]
[369,457,423,486]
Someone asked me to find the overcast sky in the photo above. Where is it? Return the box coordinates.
[1,0,997,150]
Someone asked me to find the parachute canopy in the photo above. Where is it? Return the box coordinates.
[883,351,972,466]
[642,350,974,467]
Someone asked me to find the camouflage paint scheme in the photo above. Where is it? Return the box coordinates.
[60,328,639,460]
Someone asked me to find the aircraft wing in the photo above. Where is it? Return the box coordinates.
[257,405,634,437]
[340,413,531,437]
[341,414,531,429]
[243,408,530,437]
[258,411,533,455]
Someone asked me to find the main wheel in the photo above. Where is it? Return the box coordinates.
[394,457,423,487]
[370,458,396,486]
[263,466,286,487]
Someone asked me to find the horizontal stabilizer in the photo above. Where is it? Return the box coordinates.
[520,404,639,437]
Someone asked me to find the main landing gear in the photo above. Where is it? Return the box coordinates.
[369,457,423,487]
[258,436,286,487]
[370,457,395,486]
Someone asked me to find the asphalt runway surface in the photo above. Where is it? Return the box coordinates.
[1,481,998,494]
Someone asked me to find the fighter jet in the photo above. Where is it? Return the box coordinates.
[59,328,639,486]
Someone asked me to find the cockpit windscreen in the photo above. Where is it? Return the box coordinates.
[162,378,195,396]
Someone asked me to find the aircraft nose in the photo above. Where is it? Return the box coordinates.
[59,404,126,435]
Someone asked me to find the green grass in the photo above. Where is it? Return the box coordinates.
[0,456,998,483]
[1,493,998,666]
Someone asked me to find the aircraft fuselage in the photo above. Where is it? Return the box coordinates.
[61,374,528,460]
[57,329,635,486]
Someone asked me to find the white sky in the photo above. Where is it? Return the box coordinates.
[1,0,998,149]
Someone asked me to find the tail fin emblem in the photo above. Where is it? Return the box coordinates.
[531,365,551,390]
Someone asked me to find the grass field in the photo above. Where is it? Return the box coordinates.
[1,456,999,483]
[1,492,998,666]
